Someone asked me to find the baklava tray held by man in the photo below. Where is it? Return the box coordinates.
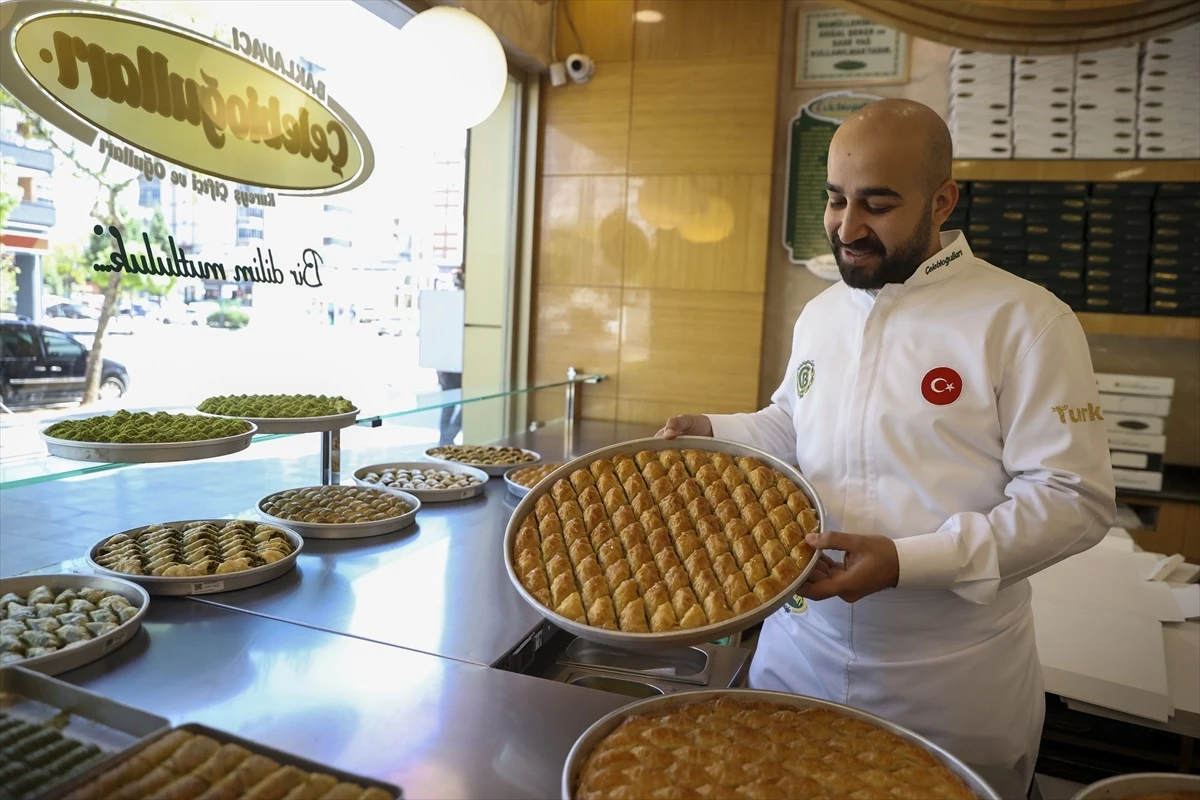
[505,437,825,649]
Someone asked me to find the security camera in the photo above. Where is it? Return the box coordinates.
[565,54,596,84]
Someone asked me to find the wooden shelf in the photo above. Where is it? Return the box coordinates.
[953,160,1200,183]
[1077,312,1200,340]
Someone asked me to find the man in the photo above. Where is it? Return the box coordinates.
[658,99,1115,798]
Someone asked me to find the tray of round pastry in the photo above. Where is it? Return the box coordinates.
[1072,772,1200,800]
[41,411,256,464]
[563,689,1000,800]
[0,575,149,677]
[54,722,402,800]
[504,463,566,497]
[196,393,360,434]
[257,485,420,539]
[504,436,826,650]
[425,444,541,476]
[354,461,489,503]
[84,520,304,596]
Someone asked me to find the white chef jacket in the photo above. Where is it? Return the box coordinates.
[708,231,1117,798]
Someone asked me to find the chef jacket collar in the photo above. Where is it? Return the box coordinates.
[900,230,973,288]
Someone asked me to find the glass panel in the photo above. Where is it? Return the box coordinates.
[0,374,605,490]
[40,329,85,359]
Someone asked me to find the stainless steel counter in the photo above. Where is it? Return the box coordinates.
[60,599,630,800]
[195,422,657,666]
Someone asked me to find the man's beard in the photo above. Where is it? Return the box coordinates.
[830,206,935,290]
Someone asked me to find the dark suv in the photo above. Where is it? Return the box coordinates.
[0,315,130,409]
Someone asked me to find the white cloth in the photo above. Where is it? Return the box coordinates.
[709,231,1116,796]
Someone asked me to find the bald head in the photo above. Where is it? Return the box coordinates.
[833,99,953,194]
[823,99,960,289]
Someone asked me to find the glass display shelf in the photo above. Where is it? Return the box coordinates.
[0,374,605,490]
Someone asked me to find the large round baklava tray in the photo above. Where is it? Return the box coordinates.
[86,520,303,595]
[563,690,1000,800]
[503,437,826,649]
[258,485,419,539]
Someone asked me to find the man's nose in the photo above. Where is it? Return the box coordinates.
[838,206,869,245]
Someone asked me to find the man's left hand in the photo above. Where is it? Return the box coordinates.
[798,531,900,603]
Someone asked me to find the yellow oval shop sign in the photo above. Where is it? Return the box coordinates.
[1,1,373,194]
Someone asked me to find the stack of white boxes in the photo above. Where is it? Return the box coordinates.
[1013,55,1076,159]
[1099,373,1174,493]
[948,50,1014,159]
[1073,46,1140,159]
[1138,24,1200,159]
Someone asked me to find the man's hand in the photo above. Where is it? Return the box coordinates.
[656,415,713,440]
[798,531,899,603]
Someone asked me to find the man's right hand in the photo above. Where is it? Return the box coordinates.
[656,415,713,440]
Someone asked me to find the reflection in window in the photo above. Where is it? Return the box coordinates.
[1,328,37,358]
[41,330,85,359]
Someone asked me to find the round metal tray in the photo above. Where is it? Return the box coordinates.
[353,461,488,503]
[84,520,305,596]
[504,436,826,650]
[561,689,1001,800]
[503,464,566,498]
[42,423,257,464]
[1073,772,1200,800]
[257,486,421,539]
[0,574,150,677]
[198,407,359,434]
[424,447,541,477]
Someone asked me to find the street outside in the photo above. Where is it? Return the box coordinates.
[0,318,441,460]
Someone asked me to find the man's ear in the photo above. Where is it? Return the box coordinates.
[931,179,960,228]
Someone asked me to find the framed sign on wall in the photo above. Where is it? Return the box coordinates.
[795,7,910,89]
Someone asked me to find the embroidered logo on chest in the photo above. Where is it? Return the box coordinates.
[922,367,963,406]
[796,360,815,399]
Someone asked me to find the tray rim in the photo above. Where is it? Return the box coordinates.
[353,461,489,503]
[424,445,542,476]
[503,462,568,497]
[1071,772,1200,800]
[45,720,403,800]
[503,436,826,650]
[41,419,257,464]
[83,520,305,595]
[196,405,360,434]
[0,665,171,799]
[257,485,421,539]
[560,688,1001,800]
[0,573,150,677]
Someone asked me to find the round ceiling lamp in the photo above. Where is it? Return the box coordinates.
[394,6,508,131]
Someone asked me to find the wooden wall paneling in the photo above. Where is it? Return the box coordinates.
[538,175,628,286]
[618,288,764,419]
[541,61,633,176]
[558,0,636,62]
[633,0,783,61]
[623,174,772,292]
[533,284,623,416]
[628,56,780,175]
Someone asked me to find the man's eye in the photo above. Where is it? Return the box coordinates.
[866,205,892,215]
[827,198,846,208]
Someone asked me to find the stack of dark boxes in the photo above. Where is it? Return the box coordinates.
[1084,182,1154,314]
[1149,183,1200,317]
[1025,183,1088,309]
